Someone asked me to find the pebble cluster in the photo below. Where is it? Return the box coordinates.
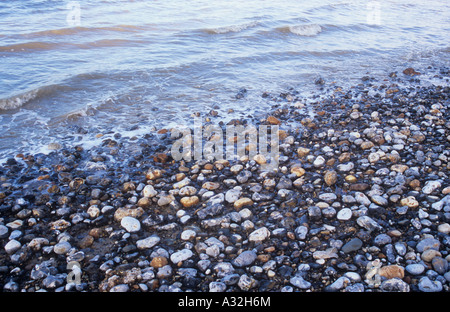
[0,68,449,292]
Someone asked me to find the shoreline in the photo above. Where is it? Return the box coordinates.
[0,67,449,292]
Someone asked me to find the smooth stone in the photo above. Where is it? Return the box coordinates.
[121,216,141,233]
[422,180,441,194]
[225,188,241,203]
[313,248,338,260]
[290,275,311,289]
[248,227,270,242]
[373,233,392,246]
[170,249,193,264]
[378,265,404,279]
[421,249,441,262]
[341,238,363,253]
[4,239,21,254]
[416,237,440,252]
[53,241,71,255]
[380,278,410,292]
[136,236,160,249]
[294,226,308,240]
[356,216,382,232]
[214,262,235,278]
[371,195,388,206]
[234,197,253,209]
[325,276,350,292]
[337,162,354,172]
[405,264,425,275]
[313,156,326,167]
[209,281,227,292]
[180,196,199,208]
[181,230,196,241]
[324,170,338,186]
[232,250,257,267]
[142,185,157,198]
[355,192,371,206]
[437,223,450,234]
[418,277,443,292]
[110,284,130,292]
[237,274,257,291]
[318,193,337,203]
[337,208,352,221]
[0,225,9,238]
[431,256,448,274]
[400,196,419,208]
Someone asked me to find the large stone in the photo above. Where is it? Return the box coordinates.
[180,196,200,208]
[225,188,241,203]
[142,185,157,198]
[4,239,21,254]
[324,170,338,186]
[232,250,257,267]
[379,265,404,279]
[422,180,441,194]
[121,216,141,233]
[248,227,270,242]
[170,249,193,264]
[418,277,443,292]
[341,238,363,253]
[234,198,253,209]
[416,237,440,252]
[136,236,160,249]
[53,241,72,255]
[400,196,419,208]
[337,208,352,221]
[356,216,381,232]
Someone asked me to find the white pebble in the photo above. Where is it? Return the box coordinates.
[121,216,141,233]
[337,208,352,220]
[5,239,21,254]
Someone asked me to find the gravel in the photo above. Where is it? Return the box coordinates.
[0,67,449,292]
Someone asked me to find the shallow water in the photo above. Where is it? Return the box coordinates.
[0,0,449,160]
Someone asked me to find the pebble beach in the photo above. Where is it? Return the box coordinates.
[1,67,449,293]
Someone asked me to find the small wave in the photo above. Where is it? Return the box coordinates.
[202,21,259,34]
[0,89,40,110]
[0,84,70,111]
[278,24,322,37]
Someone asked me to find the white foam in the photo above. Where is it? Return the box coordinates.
[206,21,258,34]
[288,24,322,37]
[0,89,40,110]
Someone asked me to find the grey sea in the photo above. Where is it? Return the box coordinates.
[0,0,449,160]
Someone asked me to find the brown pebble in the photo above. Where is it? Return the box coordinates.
[379,265,405,279]
[151,256,168,269]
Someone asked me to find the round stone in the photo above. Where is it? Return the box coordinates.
[121,216,141,233]
[232,250,257,267]
[142,185,157,197]
[337,208,352,220]
[405,263,425,275]
[53,241,71,255]
[248,227,270,242]
[418,277,443,292]
[136,236,160,249]
[341,238,363,253]
[170,249,193,264]
[181,230,196,241]
[4,239,21,254]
